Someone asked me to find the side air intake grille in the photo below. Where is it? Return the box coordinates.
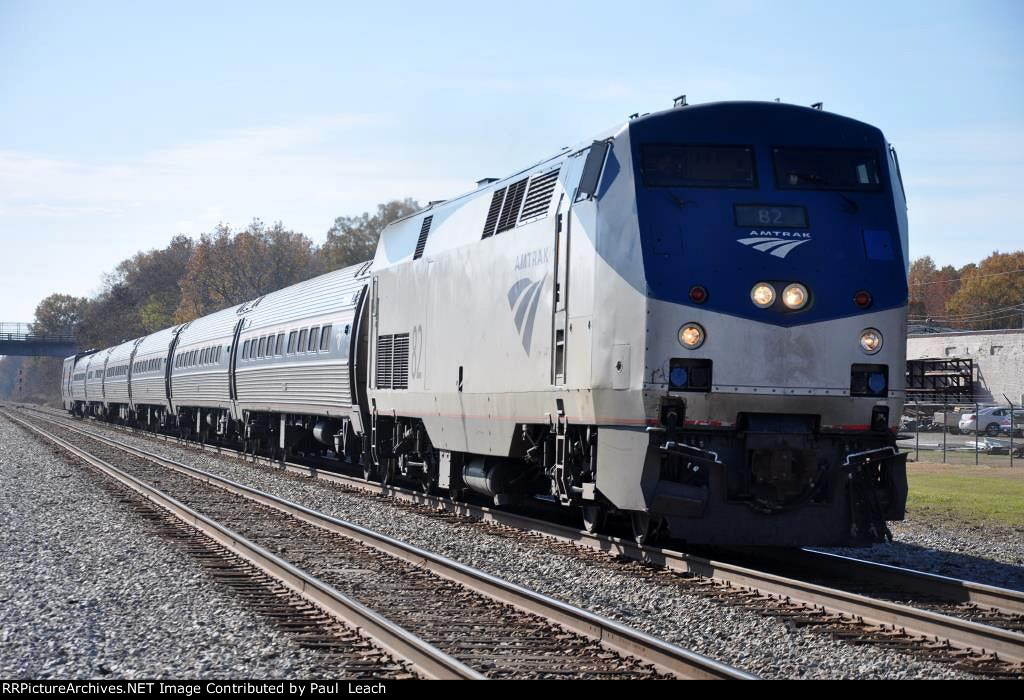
[392,333,409,390]
[375,335,393,389]
[413,216,433,260]
[519,169,560,221]
[496,178,528,234]
[375,333,410,390]
[482,188,506,238]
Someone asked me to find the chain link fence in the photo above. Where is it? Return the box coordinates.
[900,398,1022,467]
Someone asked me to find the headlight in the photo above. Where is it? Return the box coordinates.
[782,283,808,309]
[678,323,705,349]
[750,283,775,308]
[860,328,883,354]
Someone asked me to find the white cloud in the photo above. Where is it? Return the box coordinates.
[0,112,469,233]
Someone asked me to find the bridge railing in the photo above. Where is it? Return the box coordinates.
[0,322,76,343]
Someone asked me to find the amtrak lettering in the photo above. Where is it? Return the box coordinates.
[513,248,550,271]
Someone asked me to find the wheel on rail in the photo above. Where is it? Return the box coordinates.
[419,474,436,495]
[379,459,396,487]
[630,511,656,546]
[362,459,378,482]
[581,503,608,534]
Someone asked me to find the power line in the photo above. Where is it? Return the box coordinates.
[908,312,1024,327]
[908,302,1024,321]
[910,267,1024,286]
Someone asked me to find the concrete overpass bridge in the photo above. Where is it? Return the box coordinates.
[0,323,78,357]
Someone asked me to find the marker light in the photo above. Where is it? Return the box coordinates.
[679,323,705,349]
[782,283,808,310]
[689,285,708,304]
[854,290,872,308]
[750,283,775,308]
[860,328,883,354]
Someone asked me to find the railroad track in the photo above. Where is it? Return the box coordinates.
[12,405,1024,676]
[1,407,750,681]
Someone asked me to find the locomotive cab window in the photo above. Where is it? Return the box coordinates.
[773,148,881,190]
[640,145,755,188]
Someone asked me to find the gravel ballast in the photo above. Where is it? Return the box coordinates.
[50,416,996,679]
[820,516,1024,592]
[0,415,364,680]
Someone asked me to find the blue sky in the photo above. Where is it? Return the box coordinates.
[1,0,1022,321]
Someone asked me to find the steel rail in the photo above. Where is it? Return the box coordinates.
[9,408,753,680]
[93,411,1024,615]
[17,406,1024,665]
[783,548,1024,617]
[1,409,483,680]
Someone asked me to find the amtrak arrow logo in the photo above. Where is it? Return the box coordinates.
[737,232,811,259]
[507,273,547,354]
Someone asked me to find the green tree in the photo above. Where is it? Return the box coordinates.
[321,198,421,270]
[30,293,88,336]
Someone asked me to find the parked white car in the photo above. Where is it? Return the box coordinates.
[959,407,1024,436]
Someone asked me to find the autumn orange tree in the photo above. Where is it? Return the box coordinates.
[944,251,1024,329]
[908,256,962,320]
[175,220,324,321]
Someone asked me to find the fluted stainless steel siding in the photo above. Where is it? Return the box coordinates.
[103,339,139,407]
[234,263,369,417]
[131,326,179,408]
[70,355,91,402]
[85,349,112,403]
[170,304,241,410]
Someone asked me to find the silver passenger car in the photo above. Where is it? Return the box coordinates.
[234,263,370,420]
[170,303,242,415]
[84,348,113,411]
[130,326,179,415]
[103,338,141,415]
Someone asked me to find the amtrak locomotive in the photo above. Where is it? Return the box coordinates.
[63,100,909,546]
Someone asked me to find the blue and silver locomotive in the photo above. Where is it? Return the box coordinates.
[64,100,909,547]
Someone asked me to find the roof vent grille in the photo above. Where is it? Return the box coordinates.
[413,215,433,260]
[496,178,528,234]
[519,169,560,222]
[481,187,506,238]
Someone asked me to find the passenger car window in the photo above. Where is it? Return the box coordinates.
[309,327,320,352]
[320,325,332,351]
[298,329,308,352]
[258,336,267,357]
[287,331,297,354]
[243,340,250,359]
[276,333,285,355]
